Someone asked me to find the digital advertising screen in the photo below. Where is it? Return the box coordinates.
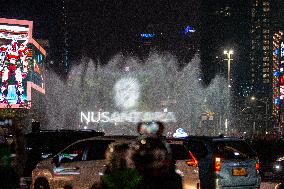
[0,18,45,108]
[280,84,284,100]
[280,75,284,84]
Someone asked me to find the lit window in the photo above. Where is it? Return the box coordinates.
[263,46,269,50]
[264,35,269,39]
[263,7,270,12]
[263,79,270,83]
[263,57,269,61]
[263,29,269,34]
[263,74,269,78]
[263,1,269,6]
[263,62,269,67]
[263,68,269,72]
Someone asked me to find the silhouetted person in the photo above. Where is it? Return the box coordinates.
[0,140,19,189]
[98,142,141,189]
[133,122,182,189]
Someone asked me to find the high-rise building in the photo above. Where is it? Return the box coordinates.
[200,1,251,90]
[138,23,199,68]
[250,0,271,95]
[249,0,284,130]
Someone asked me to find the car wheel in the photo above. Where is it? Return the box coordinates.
[34,178,50,189]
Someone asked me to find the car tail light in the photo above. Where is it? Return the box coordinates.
[186,151,198,167]
[215,157,221,172]
[256,161,260,171]
[186,159,198,167]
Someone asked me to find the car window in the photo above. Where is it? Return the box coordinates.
[59,141,87,163]
[170,144,190,160]
[86,140,114,161]
[185,140,208,159]
[213,140,256,160]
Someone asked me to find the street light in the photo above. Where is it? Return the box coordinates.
[250,96,268,133]
[223,49,233,135]
[224,49,234,87]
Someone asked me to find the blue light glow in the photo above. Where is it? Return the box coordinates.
[173,128,188,138]
[275,48,279,55]
[184,26,196,34]
[275,98,280,105]
[274,70,280,76]
[141,33,155,38]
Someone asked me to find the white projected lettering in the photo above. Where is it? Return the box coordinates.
[80,111,176,124]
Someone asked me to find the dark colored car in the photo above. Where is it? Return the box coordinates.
[248,139,284,180]
[167,138,200,189]
[23,130,104,184]
[184,136,261,189]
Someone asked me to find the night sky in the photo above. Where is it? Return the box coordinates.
[2,0,282,87]
[0,0,199,64]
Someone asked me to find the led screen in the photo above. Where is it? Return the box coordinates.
[280,75,284,84]
[0,19,45,108]
[280,84,284,100]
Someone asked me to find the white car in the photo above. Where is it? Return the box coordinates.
[31,136,136,189]
[31,136,200,189]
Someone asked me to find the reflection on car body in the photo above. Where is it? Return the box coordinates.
[32,135,202,189]
[31,136,136,189]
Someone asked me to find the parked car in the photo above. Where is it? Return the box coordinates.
[247,139,284,180]
[184,136,261,189]
[23,129,104,185]
[167,138,200,189]
[31,136,136,189]
[273,154,284,178]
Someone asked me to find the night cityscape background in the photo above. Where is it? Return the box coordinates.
[1,1,284,189]
[0,0,284,136]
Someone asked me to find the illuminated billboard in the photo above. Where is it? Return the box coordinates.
[0,18,46,108]
[280,75,284,84]
[280,85,284,100]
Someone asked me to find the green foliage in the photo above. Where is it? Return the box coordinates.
[101,169,141,189]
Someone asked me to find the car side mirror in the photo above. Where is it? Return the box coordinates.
[52,155,60,167]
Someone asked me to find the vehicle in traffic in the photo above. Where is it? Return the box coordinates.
[184,136,261,189]
[23,129,104,185]
[167,138,200,189]
[247,139,284,180]
[31,136,136,189]
[272,154,284,178]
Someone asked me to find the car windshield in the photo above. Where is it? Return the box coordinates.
[213,140,257,160]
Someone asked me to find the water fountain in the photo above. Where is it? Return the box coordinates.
[44,52,230,136]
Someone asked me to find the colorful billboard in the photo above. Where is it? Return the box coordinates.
[280,84,284,100]
[0,18,46,108]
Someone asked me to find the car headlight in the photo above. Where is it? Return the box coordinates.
[175,169,184,177]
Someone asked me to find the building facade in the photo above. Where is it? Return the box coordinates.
[0,18,47,131]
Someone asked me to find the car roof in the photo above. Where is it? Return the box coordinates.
[185,135,244,142]
[25,129,105,136]
[71,135,138,143]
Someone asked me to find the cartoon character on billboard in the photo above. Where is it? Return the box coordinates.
[0,39,29,104]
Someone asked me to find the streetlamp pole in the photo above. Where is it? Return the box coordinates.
[224,49,233,135]
[224,50,234,87]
